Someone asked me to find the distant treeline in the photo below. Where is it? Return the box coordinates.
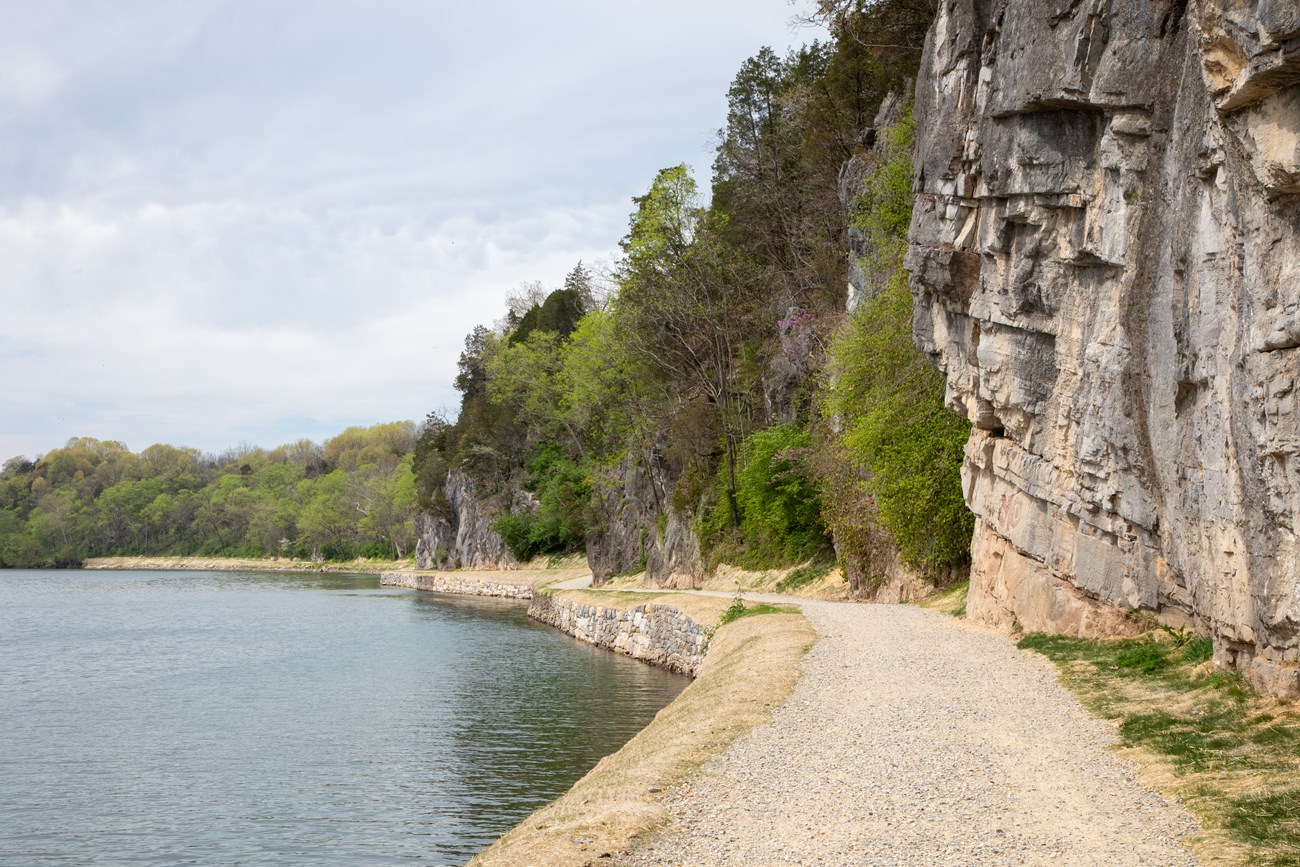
[0,423,417,567]
[414,0,972,589]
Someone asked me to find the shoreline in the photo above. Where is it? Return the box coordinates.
[80,555,406,575]
[382,568,815,865]
[80,555,805,862]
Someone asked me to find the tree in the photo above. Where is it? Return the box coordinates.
[616,165,770,530]
[563,261,597,310]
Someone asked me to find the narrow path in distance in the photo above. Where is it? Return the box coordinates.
[612,597,1200,866]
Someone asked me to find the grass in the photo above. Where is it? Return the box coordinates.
[719,597,799,625]
[1019,631,1300,866]
[918,580,968,617]
[775,561,834,593]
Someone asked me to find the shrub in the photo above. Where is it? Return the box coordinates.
[1115,641,1170,674]
[818,106,973,576]
[702,424,831,568]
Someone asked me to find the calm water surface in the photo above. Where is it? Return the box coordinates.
[0,570,688,865]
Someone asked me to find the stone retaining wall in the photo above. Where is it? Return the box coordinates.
[378,571,534,599]
[527,595,709,677]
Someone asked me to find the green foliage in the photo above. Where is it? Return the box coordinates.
[1182,635,1215,665]
[1114,641,1170,674]
[0,423,420,566]
[562,309,664,457]
[491,511,545,562]
[491,444,591,562]
[509,288,586,345]
[824,272,973,570]
[719,597,797,625]
[708,424,830,568]
[852,106,916,248]
[719,594,748,625]
[822,111,972,575]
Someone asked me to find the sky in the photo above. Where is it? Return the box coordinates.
[0,0,826,461]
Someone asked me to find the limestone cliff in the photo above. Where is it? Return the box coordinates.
[586,446,704,588]
[414,468,518,570]
[909,0,1300,695]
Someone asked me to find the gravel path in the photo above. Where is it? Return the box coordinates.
[619,600,1199,866]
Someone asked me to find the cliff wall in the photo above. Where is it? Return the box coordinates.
[909,0,1300,694]
[414,468,518,570]
[586,448,704,589]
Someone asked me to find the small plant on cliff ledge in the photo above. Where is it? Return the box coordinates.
[1019,632,1300,867]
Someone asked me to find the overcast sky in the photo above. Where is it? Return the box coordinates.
[0,1,825,460]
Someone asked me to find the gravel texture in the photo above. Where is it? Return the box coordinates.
[619,600,1199,866]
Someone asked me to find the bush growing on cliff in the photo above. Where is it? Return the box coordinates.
[824,267,973,571]
[490,444,591,562]
[702,424,831,568]
[820,108,973,576]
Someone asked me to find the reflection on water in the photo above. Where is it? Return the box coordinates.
[0,570,687,866]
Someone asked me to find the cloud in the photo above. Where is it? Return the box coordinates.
[0,0,824,459]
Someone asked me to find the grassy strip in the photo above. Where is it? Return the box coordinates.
[1019,631,1300,867]
[719,596,799,625]
[470,606,814,866]
[918,579,968,617]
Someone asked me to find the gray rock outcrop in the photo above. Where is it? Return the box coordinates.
[414,468,518,570]
[909,0,1300,694]
[586,448,704,588]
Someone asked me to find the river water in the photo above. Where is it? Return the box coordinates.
[0,570,688,865]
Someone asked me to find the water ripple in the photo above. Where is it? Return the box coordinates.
[0,570,687,866]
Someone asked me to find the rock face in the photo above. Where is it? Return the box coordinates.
[414,468,518,570]
[586,448,704,588]
[909,0,1300,695]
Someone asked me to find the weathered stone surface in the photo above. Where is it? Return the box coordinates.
[414,468,518,571]
[586,447,703,588]
[378,571,534,599]
[910,0,1300,695]
[528,595,709,677]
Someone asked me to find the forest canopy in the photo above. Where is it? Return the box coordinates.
[0,423,418,567]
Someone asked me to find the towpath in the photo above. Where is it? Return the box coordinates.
[586,587,1202,866]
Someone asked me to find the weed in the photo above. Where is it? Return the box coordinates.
[719,593,747,625]
[1115,641,1169,674]
[719,594,796,626]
